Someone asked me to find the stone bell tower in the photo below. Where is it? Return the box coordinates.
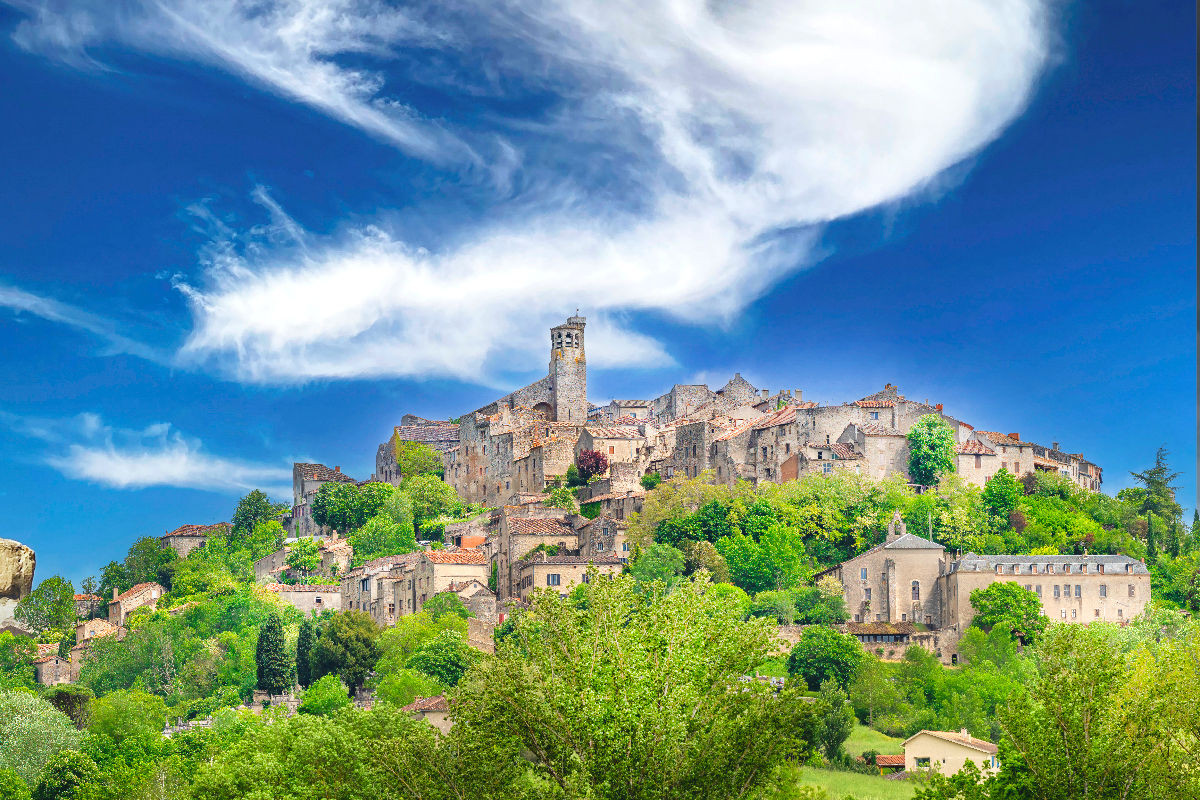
[549,315,587,423]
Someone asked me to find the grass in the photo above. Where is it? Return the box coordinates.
[845,724,905,756]
[755,657,790,678]
[789,767,916,800]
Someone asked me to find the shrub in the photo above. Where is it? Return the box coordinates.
[31,751,98,800]
[0,691,83,785]
[297,675,350,716]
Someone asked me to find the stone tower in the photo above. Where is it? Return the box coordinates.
[549,315,587,423]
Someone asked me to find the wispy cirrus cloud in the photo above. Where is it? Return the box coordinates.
[0,284,165,363]
[0,410,292,496]
[6,0,1058,384]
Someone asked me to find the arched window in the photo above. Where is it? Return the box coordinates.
[912,581,920,601]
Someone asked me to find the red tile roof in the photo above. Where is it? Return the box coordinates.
[296,463,358,483]
[509,518,574,536]
[753,406,798,430]
[162,522,230,539]
[401,695,449,713]
[584,426,643,439]
[856,399,896,408]
[714,418,760,442]
[73,593,100,602]
[424,550,489,565]
[392,424,460,447]
[518,554,624,566]
[957,440,996,456]
[875,754,905,767]
[111,582,162,604]
[264,583,338,592]
[907,730,998,755]
[976,431,1033,447]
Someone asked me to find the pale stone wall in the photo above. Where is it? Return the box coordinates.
[267,585,340,615]
[904,733,998,776]
[514,558,622,602]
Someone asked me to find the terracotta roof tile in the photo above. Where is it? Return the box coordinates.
[907,730,998,755]
[714,418,760,442]
[876,754,905,767]
[753,406,798,430]
[957,440,996,455]
[856,399,896,408]
[73,593,100,602]
[401,695,449,713]
[112,582,162,603]
[810,442,861,460]
[510,518,574,536]
[296,463,358,483]
[391,425,460,447]
[517,554,624,566]
[584,426,643,440]
[162,522,230,539]
[976,431,1033,447]
[263,583,338,592]
[424,550,489,565]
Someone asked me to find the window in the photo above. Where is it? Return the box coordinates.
[1031,564,1038,574]
[1118,608,1123,618]
[1061,609,1067,618]
[1025,584,1031,591]
[1002,462,1007,470]
[912,581,920,601]
[865,588,872,602]
[901,613,907,621]
[761,447,768,458]
[870,411,879,420]
[860,568,868,581]
[1094,608,1100,617]
[817,451,823,460]
[996,565,1003,575]
[1126,564,1133,574]
[823,464,832,474]
[1099,584,1107,598]
[547,574,561,586]
[1035,585,1042,597]
[1047,564,1055,574]
[876,614,882,621]
[1064,564,1071,574]
[1015,461,1020,472]
[1099,564,1105,574]
[1128,584,1136,597]
[1075,585,1081,597]
[975,455,982,469]
[1054,585,1061,599]
[854,613,862,622]
[1080,564,1088,574]
[1071,609,1077,619]
[360,579,370,592]
[609,446,615,454]
[785,443,791,454]
[622,542,630,552]
[915,758,931,768]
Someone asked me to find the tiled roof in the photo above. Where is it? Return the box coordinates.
[319,538,352,553]
[112,582,162,603]
[886,533,944,551]
[847,621,915,636]
[905,730,998,755]
[33,654,62,664]
[36,642,58,657]
[613,400,651,408]
[976,431,1033,447]
[584,426,643,439]
[753,406,798,430]
[714,418,760,442]
[875,754,905,767]
[392,424,460,446]
[162,522,230,539]
[296,463,357,483]
[264,583,338,592]
[957,440,996,456]
[952,553,1149,575]
[401,695,449,713]
[73,594,100,602]
[518,554,624,566]
[860,424,905,437]
[510,518,574,536]
[809,442,861,460]
[856,399,896,408]
[424,550,489,565]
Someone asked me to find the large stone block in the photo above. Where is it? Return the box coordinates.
[0,537,35,628]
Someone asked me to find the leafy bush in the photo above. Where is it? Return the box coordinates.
[31,751,98,800]
[297,675,350,716]
[0,691,83,785]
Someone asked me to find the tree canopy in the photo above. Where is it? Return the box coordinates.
[15,576,76,635]
[970,582,1047,643]
[906,415,958,487]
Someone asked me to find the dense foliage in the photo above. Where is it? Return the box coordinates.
[906,415,958,487]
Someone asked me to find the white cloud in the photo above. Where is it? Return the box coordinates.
[0,411,292,495]
[8,1,1056,383]
[0,284,164,362]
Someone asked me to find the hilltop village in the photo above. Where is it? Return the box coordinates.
[0,314,1181,799]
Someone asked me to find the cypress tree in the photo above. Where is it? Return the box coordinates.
[296,619,315,689]
[255,613,293,695]
[1146,515,1158,564]
[1168,520,1181,558]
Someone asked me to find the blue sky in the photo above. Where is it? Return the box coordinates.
[0,0,1193,585]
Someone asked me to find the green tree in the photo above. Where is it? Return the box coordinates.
[641,471,662,490]
[815,680,855,763]
[423,592,471,621]
[907,415,958,487]
[310,611,380,692]
[1146,514,1158,563]
[969,583,1047,643]
[296,619,316,689]
[311,482,363,532]
[297,674,351,716]
[678,539,731,582]
[0,691,83,785]
[96,560,128,602]
[88,689,166,747]
[545,485,579,512]
[394,440,445,479]
[14,577,75,635]
[255,613,293,695]
[629,543,686,588]
[31,751,98,800]
[232,489,290,541]
[244,519,287,562]
[786,627,865,691]
[1129,447,1183,521]
[406,630,479,687]
[0,633,37,690]
[77,577,99,620]
[564,463,586,488]
[123,536,178,589]
[404,475,462,529]
[351,509,418,565]
[42,686,93,729]
[0,768,30,800]
[284,538,322,579]
[849,657,901,727]
[982,469,1022,518]
[452,573,819,799]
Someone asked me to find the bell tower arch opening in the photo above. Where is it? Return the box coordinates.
[548,315,587,424]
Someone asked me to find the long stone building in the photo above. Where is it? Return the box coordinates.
[819,514,1150,663]
[376,315,1101,512]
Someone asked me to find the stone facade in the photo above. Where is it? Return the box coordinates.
[289,463,358,538]
[821,514,1151,662]
[253,535,353,584]
[160,522,230,558]
[108,582,164,627]
[341,554,421,624]
[34,654,71,686]
[375,417,461,486]
[264,583,341,615]
[512,553,623,603]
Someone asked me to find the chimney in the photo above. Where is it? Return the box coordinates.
[960,728,969,736]
[935,403,943,412]
[112,588,118,601]
[1052,443,1059,451]
[334,466,341,473]
[1008,432,1020,441]
[795,389,803,402]
[761,389,769,399]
